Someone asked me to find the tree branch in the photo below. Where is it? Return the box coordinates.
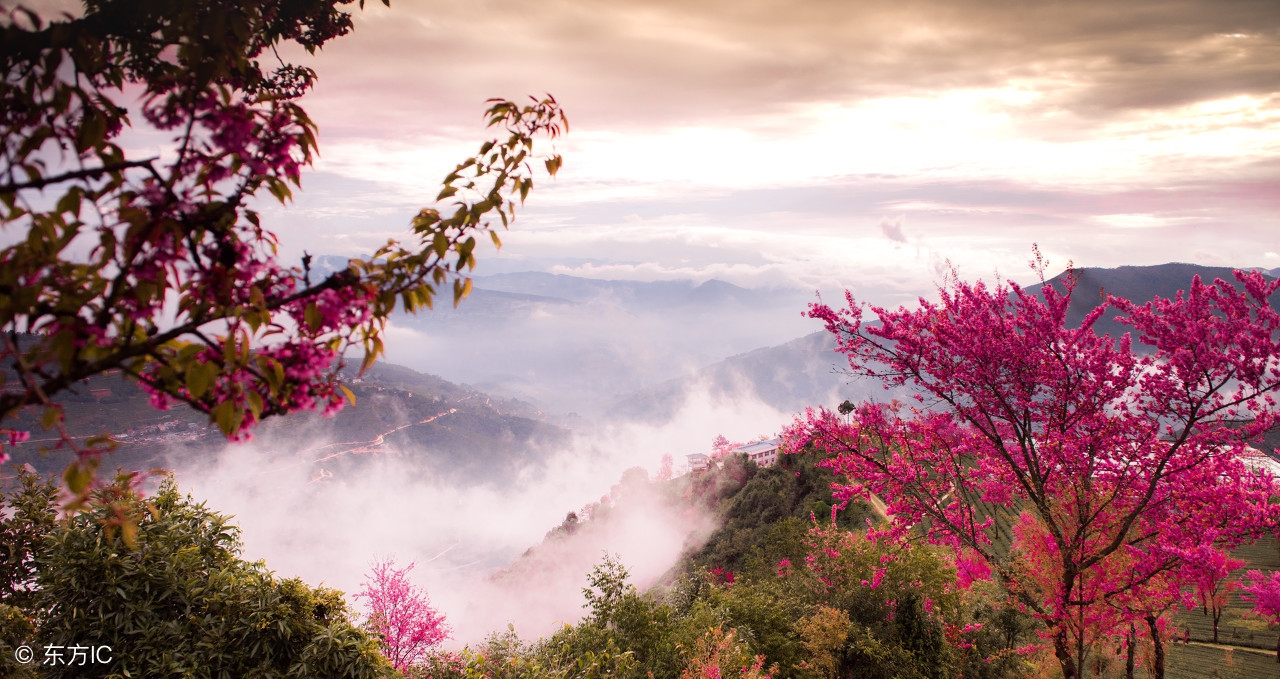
[0,158,157,194]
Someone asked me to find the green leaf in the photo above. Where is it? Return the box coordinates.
[40,406,62,429]
[63,461,93,495]
[186,362,216,400]
[304,303,322,332]
[245,390,264,418]
[212,401,239,436]
[56,187,83,217]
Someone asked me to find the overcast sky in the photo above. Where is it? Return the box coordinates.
[249,0,1280,304]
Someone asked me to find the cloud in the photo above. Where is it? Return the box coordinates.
[880,218,906,243]
[170,382,797,645]
[295,0,1279,135]
[232,0,1280,289]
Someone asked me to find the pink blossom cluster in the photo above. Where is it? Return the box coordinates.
[1241,570,1280,623]
[0,429,31,465]
[708,565,736,585]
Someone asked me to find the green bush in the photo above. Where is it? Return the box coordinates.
[2,469,391,679]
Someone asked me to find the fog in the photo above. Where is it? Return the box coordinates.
[378,273,823,417]
[171,381,794,645]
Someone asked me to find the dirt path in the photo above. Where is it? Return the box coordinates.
[1184,639,1277,657]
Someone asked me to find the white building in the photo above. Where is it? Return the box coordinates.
[736,438,782,467]
[686,452,711,472]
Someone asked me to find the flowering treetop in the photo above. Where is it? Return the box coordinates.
[357,558,449,672]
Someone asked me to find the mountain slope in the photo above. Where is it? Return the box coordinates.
[1027,262,1279,341]
[5,361,567,485]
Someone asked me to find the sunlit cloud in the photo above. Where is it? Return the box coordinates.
[213,0,1280,294]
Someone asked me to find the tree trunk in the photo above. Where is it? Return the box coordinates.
[1125,623,1136,679]
[1054,628,1078,679]
[1213,606,1221,644]
[1146,615,1165,679]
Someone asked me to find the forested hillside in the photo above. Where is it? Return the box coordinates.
[3,361,566,485]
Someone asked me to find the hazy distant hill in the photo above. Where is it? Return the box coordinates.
[615,330,893,424]
[13,261,1273,472]
[378,269,816,416]
[473,272,771,310]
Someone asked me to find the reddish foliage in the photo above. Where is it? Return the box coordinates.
[1242,570,1280,622]
[356,558,450,672]
[1241,569,1280,662]
[1181,546,1244,643]
[712,435,744,459]
[787,265,1280,679]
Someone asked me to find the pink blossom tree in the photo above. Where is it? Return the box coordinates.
[1183,546,1244,644]
[0,0,566,496]
[1241,569,1280,662]
[356,557,450,672]
[657,453,674,481]
[711,435,743,459]
[786,262,1280,679]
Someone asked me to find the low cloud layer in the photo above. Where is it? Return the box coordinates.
[171,383,796,644]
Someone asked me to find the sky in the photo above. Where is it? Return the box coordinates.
[248,0,1280,305]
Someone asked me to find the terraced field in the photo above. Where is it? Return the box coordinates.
[1174,536,1280,652]
[1167,642,1280,679]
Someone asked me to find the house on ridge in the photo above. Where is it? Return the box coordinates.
[686,452,710,472]
[737,438,782,467]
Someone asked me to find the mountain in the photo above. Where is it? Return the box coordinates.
[472,272,770,310]
[1027,262,1279,342]
[14,261,1272,476]
[614,330,914,424]
[5,361,568,485]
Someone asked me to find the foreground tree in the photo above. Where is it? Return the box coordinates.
[2,470,389,678]
[0,0,566,487]
[787,266,1280,679]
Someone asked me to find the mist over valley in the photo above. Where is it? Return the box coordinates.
[8,261,1280,647]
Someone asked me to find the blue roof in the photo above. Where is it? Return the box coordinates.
[736,439,781,455]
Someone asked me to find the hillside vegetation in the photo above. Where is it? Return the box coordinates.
[478,446,1280,679]
[4,361,566,485]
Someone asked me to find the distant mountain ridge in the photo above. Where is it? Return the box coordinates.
[304,258,789,316]
[473,272,772,309]
[370,266,816,415]
[1028,262,1279,343]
